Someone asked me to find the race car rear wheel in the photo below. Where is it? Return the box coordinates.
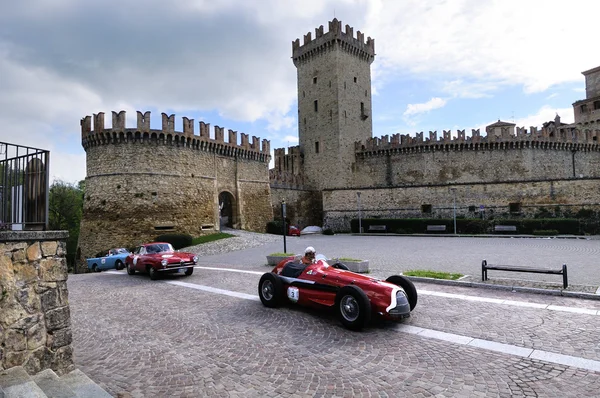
[386,275,418,311]
[258,273,282,308]
[115,260,124,270]
[335,285,371,331]
[92,264,98,273]
[127,262,135,275]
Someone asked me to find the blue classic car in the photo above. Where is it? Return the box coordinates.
[87,248,131,272]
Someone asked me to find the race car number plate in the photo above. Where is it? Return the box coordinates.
[287,287,299,303]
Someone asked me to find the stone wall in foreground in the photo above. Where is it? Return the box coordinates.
[0,231,74,375]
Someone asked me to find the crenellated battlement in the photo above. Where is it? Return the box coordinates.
[355,124,600,156]
[292,18,375,66]
[81,110,270,162]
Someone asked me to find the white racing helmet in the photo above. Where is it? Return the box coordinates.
[305,246,316,254]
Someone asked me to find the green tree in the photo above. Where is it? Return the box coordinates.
[49,180,84,269]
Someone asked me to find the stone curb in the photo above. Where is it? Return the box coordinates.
[352,233,594,240]
[406,276,600,301]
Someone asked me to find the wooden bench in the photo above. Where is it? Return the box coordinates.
[494,225,517,232]
[426,225,446,232]
[481,260,568,289]
[368,225,387,232]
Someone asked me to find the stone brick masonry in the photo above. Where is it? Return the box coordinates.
[0,231,74,376]
[78,111,273,263]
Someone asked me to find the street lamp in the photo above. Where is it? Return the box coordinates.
[357,192,362,234]
[450,188,457,235]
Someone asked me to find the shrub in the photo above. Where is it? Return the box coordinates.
[494,218,579,235]
[323,228,334,235]
[267,220,290,235]
[533,230,559,236]
[155,233,193,250]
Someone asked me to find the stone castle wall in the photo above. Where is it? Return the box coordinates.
[0,231,73,375]
[323,178,600,231]
[352,144,600,187]
[78,111,272,262]
[270,187,322,228]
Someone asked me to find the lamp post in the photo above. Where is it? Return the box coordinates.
[281,199,287,253]
[357,192,362,234]
[450,188,457,235]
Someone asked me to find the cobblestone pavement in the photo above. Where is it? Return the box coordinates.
[68,233,600,397]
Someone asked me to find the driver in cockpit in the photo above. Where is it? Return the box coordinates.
[301,246,316,265]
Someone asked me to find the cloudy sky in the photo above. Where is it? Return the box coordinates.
[1,0,597,184]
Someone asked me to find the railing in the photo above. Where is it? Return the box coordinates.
[0,142,49,231]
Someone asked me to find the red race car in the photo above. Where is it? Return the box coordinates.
[258,253,417,330]
[125,242,198,280]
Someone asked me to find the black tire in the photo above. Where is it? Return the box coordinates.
[185,267,194,276]
[148,267,158,280]
[258,273,283,308]
[92,264,98,273]
[332,262,349,271]
[386,275,418,311]
[335,285,371,331]
[127,262,135,275]
[115,260,123,271]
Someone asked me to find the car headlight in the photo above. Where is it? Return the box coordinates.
[161,259,168,267]
[193,256,198,264]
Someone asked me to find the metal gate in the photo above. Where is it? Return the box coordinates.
[0,142,49,231]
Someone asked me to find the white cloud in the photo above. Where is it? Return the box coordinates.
[514,105,574,130]
[403,97,447,117]
[282,135,299,144]
[441,79,497,99]
[365,0,595,93]
[472,105,575,135]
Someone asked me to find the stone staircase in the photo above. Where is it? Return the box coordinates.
[0,366,112,398]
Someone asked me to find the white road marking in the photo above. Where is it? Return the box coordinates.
[105,269,600,316]
[195,266,264,275]
[418,289,600,316]
[167,280,260,301]
[397,323,600,372]
[105,269,600,373]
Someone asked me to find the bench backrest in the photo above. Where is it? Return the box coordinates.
[427,225,446,231]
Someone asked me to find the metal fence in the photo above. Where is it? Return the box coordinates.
[0,142,49,231]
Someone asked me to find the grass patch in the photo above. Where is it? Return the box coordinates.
[190,233,235,246]
[337,257,363,262]
[268,252,295,256]
[403,270,463,280]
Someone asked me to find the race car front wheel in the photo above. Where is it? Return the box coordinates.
[386,275,418,311]
[336,285,371,331]
[258,273,283,308]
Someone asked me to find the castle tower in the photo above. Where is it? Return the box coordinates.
[573,65,600,125]
[292,19,375,190]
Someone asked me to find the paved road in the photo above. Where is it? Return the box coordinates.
[196,234,600,288]
[67,235,600,397]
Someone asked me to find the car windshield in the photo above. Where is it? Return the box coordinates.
[315,254,328,263]
[114,248,129,254]
[146,243,174,254]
